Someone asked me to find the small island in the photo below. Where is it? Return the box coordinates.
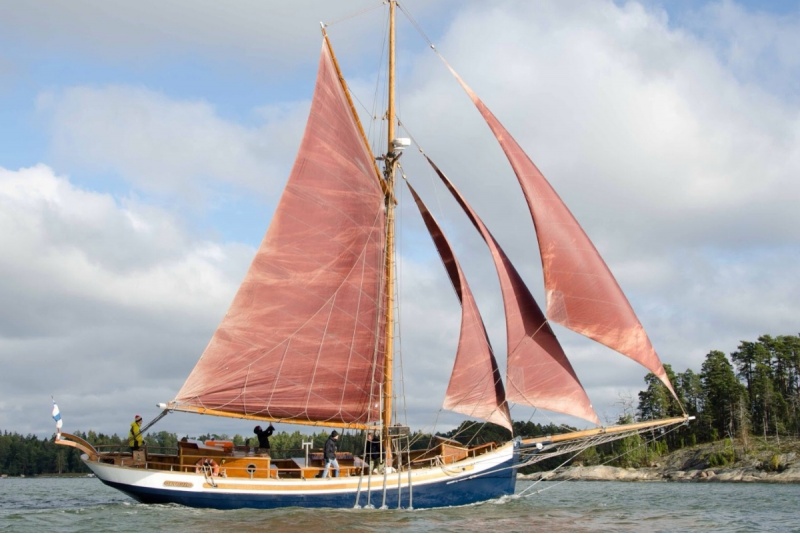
[523,437,800,483]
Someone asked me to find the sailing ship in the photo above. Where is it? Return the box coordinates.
[56,2,692,510]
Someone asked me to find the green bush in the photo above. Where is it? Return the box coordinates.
[708,448,735,467]
[768,454,781,472]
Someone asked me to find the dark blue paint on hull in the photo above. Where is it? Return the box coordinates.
[102,458,518,510]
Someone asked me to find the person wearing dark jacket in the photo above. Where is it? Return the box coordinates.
[365,432,381,471]
[253,424,275,450]
[320,430,340,478]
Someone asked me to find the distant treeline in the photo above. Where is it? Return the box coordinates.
[639,334,800,442]
[441,334,800,470]
[574,333,800,469]
[3,334,798,476]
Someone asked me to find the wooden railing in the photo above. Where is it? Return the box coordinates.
[57,435,500,479]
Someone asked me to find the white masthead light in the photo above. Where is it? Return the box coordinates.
[391,137,410,151]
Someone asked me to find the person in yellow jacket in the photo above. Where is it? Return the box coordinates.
[128,414,144,450]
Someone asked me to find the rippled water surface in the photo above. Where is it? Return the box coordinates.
[1,476,797,532]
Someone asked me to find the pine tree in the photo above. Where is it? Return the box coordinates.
[701,350,746,441]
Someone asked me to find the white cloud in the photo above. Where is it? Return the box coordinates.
[0,165,252,436]
[36,86,304,203]
[688,0,800,99]
[402,0,800,252]
[2,0,800,440]
[0,0,454,75]
[388,0,800,427]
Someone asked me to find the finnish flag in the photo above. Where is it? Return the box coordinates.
[52,398,62,437]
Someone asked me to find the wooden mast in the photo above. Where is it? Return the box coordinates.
[382,0,397,464]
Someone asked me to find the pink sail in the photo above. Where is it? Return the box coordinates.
[426,157,599,424]
[407,183,512,431]
[173,41,387,425]
[446,67,677,399]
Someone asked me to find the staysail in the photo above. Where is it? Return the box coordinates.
[407,182,512,431]
[172,39,387,427]
[425,157,599,425]
[443,64,678,399]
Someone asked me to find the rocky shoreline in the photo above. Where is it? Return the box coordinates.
[520,463,800,483]
[520,443,800,483]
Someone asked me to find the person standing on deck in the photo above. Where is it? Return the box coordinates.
[320,430,340,478]
[128,415,143,451]
[253,424,275,451]
[365,432,381,472]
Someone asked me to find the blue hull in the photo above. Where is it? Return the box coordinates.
[101,456,518,510]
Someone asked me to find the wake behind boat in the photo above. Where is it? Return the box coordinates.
[56,1,692,510]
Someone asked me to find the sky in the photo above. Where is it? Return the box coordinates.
[1,0,799,442]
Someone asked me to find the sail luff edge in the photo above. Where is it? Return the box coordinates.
[321,31,387,194]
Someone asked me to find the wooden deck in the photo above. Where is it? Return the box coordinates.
[58,433,499,481]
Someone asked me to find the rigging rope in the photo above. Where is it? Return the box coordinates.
[516,419,688,499]
[322,4,384,28]
[139,409,170,434]
[201,463,218,488]
[397,2,436,50]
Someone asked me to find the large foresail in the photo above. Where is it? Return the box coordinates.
[407,182,512,431]
[443,65,678,400]
[425,157,599,425]
[171,39,387,427]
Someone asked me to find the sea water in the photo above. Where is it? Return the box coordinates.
[1,476,797,532]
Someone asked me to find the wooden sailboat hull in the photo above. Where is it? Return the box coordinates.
[81,443,518,510]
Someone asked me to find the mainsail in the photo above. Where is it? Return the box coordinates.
[442,65,678,399]
[425,157,599,425]
[173,40,387,427]
[407,183,512,431]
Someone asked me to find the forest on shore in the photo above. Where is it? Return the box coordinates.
[2,333,798,477]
